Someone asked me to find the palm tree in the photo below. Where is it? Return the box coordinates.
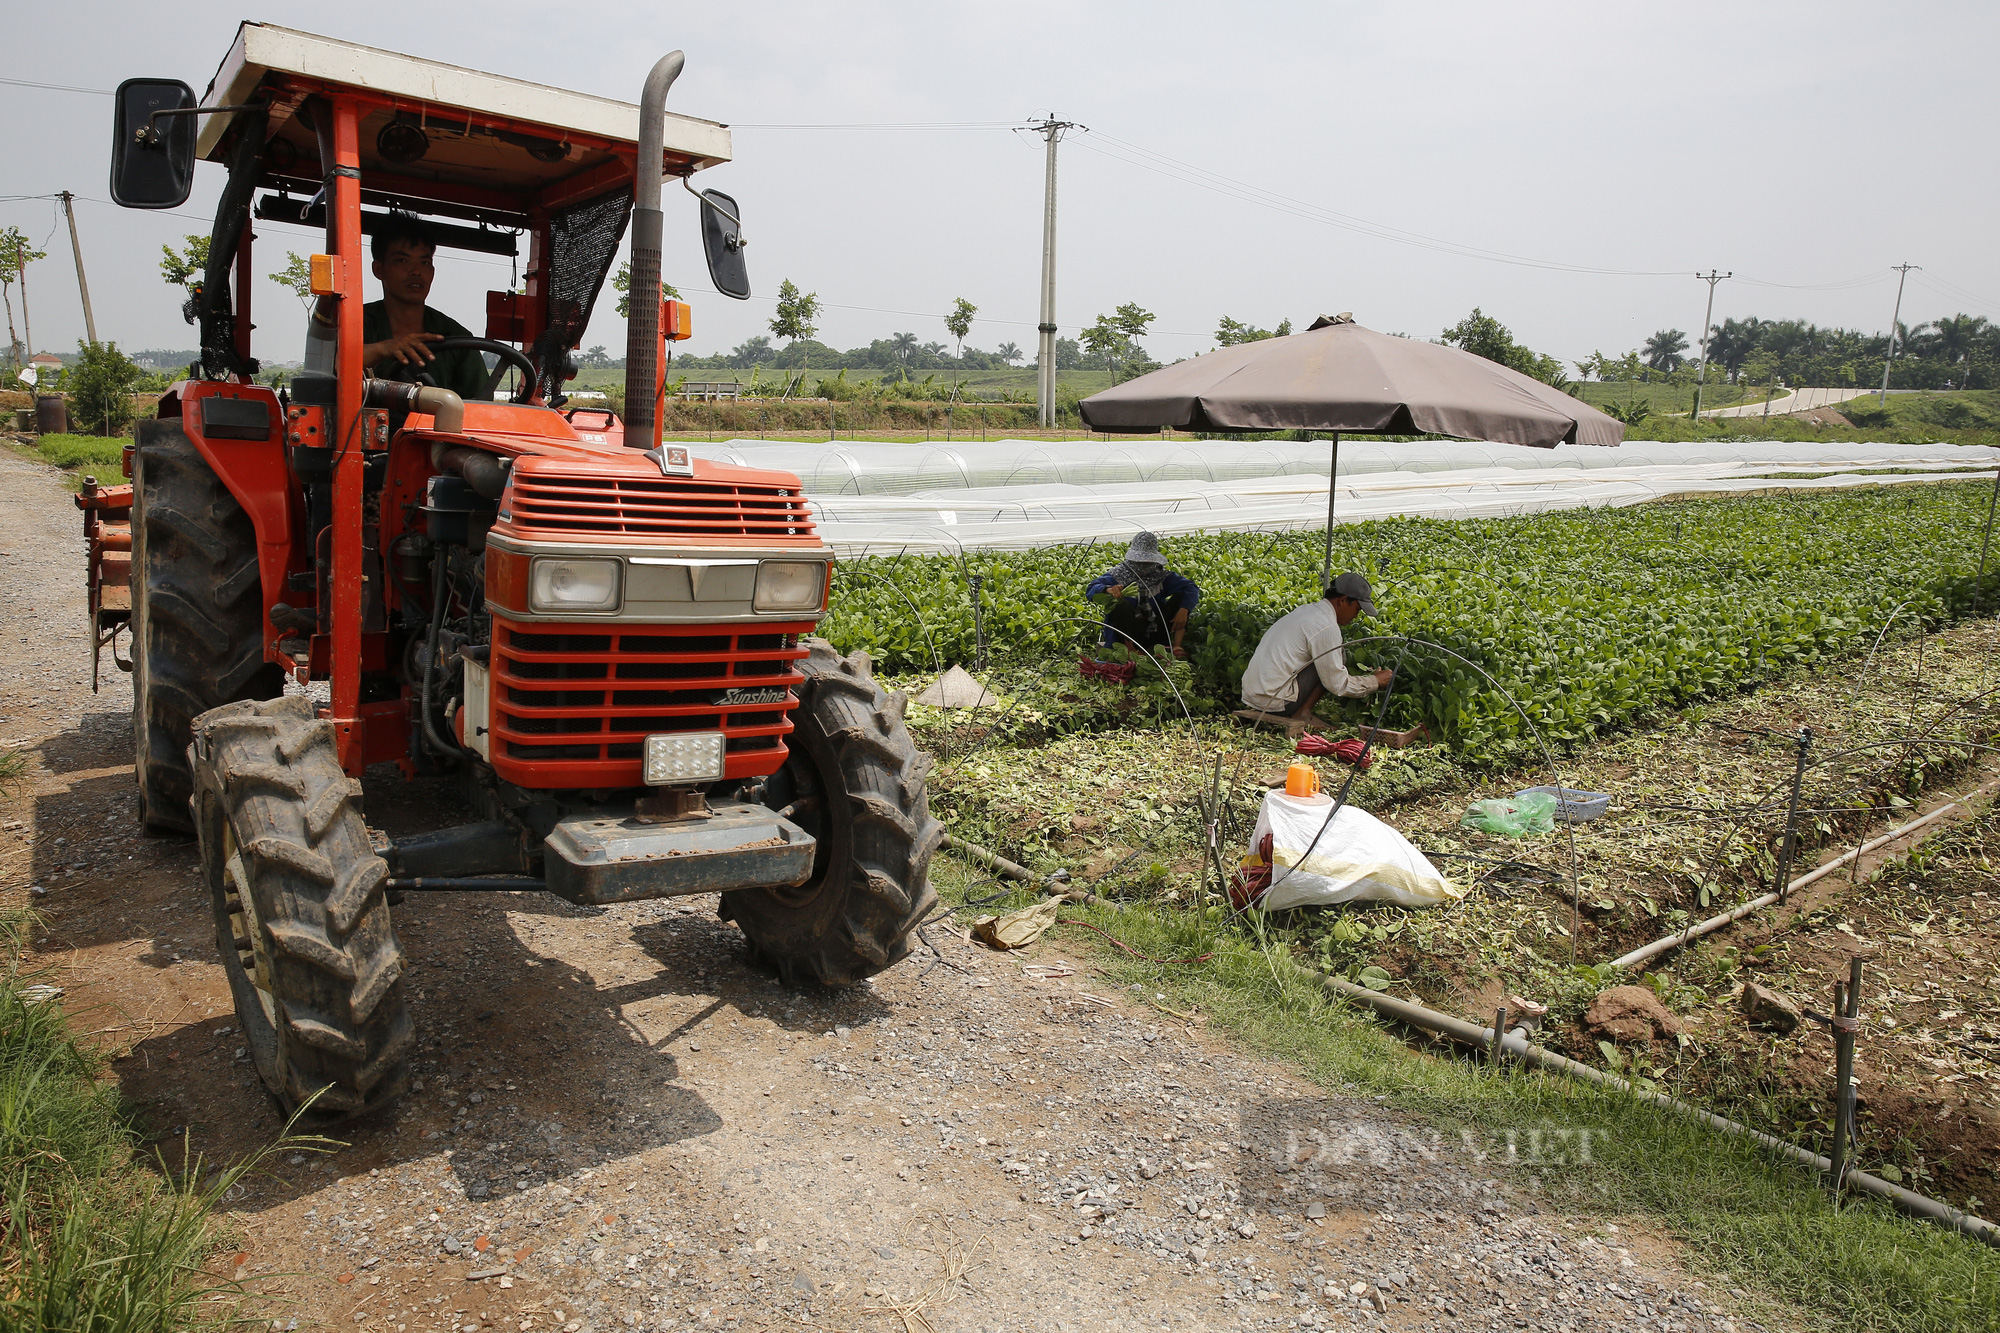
[1705,317,1763,380]
[1930,314,1990,387]
[996,341,1022,364]
[1643,328,1689,373]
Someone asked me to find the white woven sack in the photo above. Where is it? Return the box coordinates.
[1252,790,1462,911]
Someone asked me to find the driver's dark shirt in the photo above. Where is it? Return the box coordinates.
[360,302,492,402]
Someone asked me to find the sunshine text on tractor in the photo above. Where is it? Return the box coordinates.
[87,23,939,1119]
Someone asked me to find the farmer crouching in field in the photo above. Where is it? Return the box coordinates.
[1085,532,1201,659]
[1237,572,1393,734]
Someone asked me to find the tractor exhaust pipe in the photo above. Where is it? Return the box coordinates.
[363,378,465,434]
[623,51,686,455]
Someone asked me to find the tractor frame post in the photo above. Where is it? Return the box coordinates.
[330,95,367,772]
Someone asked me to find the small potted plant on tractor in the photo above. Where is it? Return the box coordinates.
[95,23,939,1119]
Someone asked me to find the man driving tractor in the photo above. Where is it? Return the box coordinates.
[308,213,491,401]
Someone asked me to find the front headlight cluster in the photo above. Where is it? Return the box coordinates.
[528,557,622,613]
[753,560,827,612]
[525,556,826,615]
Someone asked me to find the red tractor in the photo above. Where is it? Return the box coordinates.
[95,24,938,1118]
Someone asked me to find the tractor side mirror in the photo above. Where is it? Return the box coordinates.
[697,190,750,300]
[110,79,199,209]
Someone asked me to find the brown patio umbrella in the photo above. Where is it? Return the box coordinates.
[1078,313,1625,577]
[1080,314,1624,446]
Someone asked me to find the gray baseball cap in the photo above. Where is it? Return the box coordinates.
[1328,571,1377,616]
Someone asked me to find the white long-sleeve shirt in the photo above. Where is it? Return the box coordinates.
[1241,599,1379,711]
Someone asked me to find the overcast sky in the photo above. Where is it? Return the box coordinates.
[4,0,1994,370]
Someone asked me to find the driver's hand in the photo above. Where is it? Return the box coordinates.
[368,331,442,366]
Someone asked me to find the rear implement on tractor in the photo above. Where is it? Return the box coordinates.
[102,23,938,1118]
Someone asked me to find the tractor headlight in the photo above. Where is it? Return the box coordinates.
[643,731,726,786]
[529,557,622,614]
[754,560,827,613]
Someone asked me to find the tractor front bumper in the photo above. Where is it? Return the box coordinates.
[542,802,815,905]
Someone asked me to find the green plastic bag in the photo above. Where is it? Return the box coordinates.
[1460,791,1559,838]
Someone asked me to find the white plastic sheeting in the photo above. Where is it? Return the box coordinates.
[685,438,2000,556]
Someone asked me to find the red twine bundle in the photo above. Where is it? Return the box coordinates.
[1079,657,1138,685]
[1295,733,1375,770]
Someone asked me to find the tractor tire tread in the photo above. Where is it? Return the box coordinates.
[132,421,283,831]
[723,639,938,988]
[192,696,411,1121]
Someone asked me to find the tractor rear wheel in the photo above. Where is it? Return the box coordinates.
[191,696,413,1119]
[131,419,284,832]
[722,641,941,986]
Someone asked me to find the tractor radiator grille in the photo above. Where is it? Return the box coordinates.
[486,617,811,787]
[507,474,813,539]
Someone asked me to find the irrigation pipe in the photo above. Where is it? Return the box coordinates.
[1289,961,1999,1249]
[1678,737,2000,938]
[1612,776,2000,972]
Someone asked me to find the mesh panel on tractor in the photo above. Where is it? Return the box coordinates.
[486,619,813,789]
[538,189,633,397]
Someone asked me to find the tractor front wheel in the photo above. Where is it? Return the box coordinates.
[722,641,941,986]
[191,696,413,1119]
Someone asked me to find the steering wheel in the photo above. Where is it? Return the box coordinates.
[379,336,541,404]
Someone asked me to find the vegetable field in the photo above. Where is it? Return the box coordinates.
[824,481,1999,761]
[863,478,2000,1244]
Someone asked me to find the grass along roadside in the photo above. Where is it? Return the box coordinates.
[928,855,2000,1332]
[0,912,306,1331]
[5,432,130,492]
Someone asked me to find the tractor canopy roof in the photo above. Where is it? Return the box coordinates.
[198,22,730,222]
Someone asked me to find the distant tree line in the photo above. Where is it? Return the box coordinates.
[666,331,1031,376]
[1580,314,1999,390]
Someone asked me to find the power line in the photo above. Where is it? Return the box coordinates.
[1910,271,2000,315]
[1734,272,1891,292]
[0,75,112,97]
[1077,131,1688,278]
[11,87,1951,300]
[728,120,1017,130]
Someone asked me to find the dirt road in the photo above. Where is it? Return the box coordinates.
[1,444,1757,1333]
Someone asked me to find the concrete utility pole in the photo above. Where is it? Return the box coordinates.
[1690,270,1730,421]
[1878,262,1919,404]
[1029,117,1080,430]
[18,245,31,362]
[59,192,97,347]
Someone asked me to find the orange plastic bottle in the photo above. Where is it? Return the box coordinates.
[1284,761,1320,798]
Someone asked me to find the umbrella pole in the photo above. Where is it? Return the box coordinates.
[1320,432,1341,587]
